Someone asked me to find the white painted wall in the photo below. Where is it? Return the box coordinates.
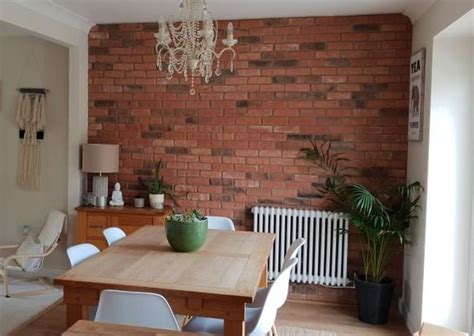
[0,36,5,242]
[0,35,69,269]
[471,36,474,336]
[423,34,472,331]
[403,1,474,333]
[0,2,92,271]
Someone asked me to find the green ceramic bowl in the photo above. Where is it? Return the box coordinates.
[165,217,208,252]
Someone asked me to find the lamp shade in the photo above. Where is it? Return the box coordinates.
[82,144,119,173]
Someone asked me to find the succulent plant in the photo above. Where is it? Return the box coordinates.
[166,209,206,223]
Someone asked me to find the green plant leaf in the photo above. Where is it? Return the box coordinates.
[298,140,423,283]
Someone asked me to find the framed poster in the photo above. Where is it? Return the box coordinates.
[408,49,425,141]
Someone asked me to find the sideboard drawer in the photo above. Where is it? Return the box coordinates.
[110,215,153,227]
[86,215,108,238]
[76,206,171,250]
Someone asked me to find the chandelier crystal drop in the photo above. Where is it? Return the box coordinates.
[154,0,238,95]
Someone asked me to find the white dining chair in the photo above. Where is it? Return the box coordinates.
[281,238,305,269]
[207,216,235,231]
[67,243,100,268]
[95,290,180,330]
[183,258,298,336]
[103,227,126,246]
[66,243,101,320]
[248,238,305,310]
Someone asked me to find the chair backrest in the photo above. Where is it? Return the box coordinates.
[38,210,66,249]
[281,238,305,270]
[207,216,235,231]
[67,243,100,268]
[103,227,126,246]
[248,258,298,336]
[95,290,180,331]
[273,256,299,309]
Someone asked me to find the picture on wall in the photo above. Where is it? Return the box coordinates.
[408,48,425,141]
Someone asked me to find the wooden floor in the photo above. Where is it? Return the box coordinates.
[277,300,409,336]
[12,300,409,335]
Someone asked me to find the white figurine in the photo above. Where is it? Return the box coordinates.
[109,182,124,206]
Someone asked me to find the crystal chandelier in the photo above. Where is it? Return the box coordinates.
[154,0,238,95]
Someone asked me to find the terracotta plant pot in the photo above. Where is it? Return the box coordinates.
[149,193,164,209]
[165,217,208,252]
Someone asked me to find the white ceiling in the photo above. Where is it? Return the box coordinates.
[12,0,437,30]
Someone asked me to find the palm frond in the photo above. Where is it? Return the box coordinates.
[298,140,423,283]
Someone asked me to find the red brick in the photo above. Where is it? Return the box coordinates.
[89,15,411,306]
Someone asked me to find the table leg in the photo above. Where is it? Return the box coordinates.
[259,261,268,287]
[224,319,245,336]
[66,303,87,327]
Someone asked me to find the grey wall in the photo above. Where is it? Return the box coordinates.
[0,35,69,270]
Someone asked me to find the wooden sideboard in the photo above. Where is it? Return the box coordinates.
[75,206,172,249]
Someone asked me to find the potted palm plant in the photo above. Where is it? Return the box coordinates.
[299,141,422,325]
[139,160,176,210]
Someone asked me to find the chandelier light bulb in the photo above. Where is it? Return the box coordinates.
[227,22,234,40]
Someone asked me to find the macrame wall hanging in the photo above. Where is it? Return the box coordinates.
[15,88,48,191]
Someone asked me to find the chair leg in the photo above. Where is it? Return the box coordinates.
[8,277,56,298]
[182,315,192,326]
[3,269,10,298]
[0,269,56,298]
[272,324,278,336]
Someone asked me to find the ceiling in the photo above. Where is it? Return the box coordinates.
[13,0,437,29]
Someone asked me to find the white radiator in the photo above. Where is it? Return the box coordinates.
[252,206,349,286]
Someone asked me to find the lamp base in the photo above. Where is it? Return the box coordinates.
[92,175,108,207]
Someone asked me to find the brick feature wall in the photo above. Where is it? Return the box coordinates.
[88,14,412,304]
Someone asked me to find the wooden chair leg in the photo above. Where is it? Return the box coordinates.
[272,324,278,336]
[182,315,192,327]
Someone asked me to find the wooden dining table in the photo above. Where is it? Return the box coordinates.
[55,225,274,336]
[63,320,201,335]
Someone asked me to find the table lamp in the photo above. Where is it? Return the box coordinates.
[82,144,119,207]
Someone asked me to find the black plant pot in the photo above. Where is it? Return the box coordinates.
[354,275,394,325]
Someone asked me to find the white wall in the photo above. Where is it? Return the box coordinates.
[0,37,5,242]
[471,36,474,336]
[0,35,69,269]
[423,34,472,331]
[404,1,474,333]
[0,2,91,272]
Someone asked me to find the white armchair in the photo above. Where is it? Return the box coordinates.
[0,209,66,297]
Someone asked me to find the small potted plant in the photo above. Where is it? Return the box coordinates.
[299,141,423,325]
[165,210,208,252]
[139,160,176,210]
